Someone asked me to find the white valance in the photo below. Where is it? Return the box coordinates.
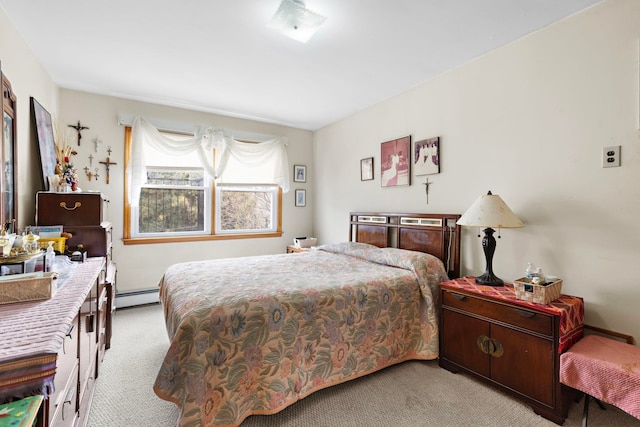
[127,117,290,206]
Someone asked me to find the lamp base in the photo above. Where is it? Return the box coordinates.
[475,271,504,286]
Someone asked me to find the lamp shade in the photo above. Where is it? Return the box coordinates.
[457,191,523,229]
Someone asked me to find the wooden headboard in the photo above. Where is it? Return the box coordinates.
[349,212,461,279]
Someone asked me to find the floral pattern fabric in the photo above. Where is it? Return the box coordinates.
[153,242,449,426]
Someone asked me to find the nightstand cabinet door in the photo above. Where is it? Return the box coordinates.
[490,324,554,406]
[441,308,490,377]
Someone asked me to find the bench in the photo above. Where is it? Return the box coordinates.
[559,334,640,426]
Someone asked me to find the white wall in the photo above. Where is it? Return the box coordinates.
[314,0,640,342]
[57,90,314,294]
[0,6,59,228]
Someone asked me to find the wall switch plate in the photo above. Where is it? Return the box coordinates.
[602,145,621,168]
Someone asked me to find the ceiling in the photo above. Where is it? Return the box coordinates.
[0,0,601,131]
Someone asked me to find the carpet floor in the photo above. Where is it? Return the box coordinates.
[88,304,640,426]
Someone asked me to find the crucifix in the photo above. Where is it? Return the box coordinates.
[88,154,94,166]
[84,166,97,181]
[68,121,89,146]
[92,136,102,152]
[423,178,432,204]
[99,153,117,184]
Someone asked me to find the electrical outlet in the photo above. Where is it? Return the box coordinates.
[602,145,621,168]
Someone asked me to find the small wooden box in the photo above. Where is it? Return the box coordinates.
[0,272,58,304]
[36,192,108,226]
[513,277,563,304]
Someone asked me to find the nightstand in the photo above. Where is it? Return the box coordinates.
[439,277,584,425]
[286,245,310,253]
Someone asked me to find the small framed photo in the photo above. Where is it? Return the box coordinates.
[360,157,374,181]
[293,165,307,183]
[295,189,306,207]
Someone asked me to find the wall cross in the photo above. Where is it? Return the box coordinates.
[68,121,89,146]
[99,156,117,184]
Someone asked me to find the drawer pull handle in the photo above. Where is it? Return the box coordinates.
[451,292,466,301]
[516,309,536,318]
[62,386,75,420]
[65,324,75,338]
[63,324,75,354]
[477,335,491,354]
[60,201,81,210]
[476,335,504,357]
[490,339,504,358]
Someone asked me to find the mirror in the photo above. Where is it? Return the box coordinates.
[1,62,18,233]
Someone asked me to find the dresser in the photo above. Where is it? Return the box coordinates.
[36,191,116,350]
[0,259,106,427]
[439,277,584,424]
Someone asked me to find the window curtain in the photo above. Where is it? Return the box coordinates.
[128,117,290,206]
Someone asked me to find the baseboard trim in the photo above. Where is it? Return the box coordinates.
[115,289,159,308]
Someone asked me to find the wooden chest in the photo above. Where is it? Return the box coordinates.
[36,192,108,226]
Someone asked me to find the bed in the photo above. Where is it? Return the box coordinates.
[153,212,461,426]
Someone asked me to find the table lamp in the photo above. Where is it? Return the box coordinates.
[457,191,524,286]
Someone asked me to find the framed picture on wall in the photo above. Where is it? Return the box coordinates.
[293,165,306,183]
[295,189,306,207]
[380,135,410,187]
[414,136,440,176]
[31,97,57,190]
[360,157,373,181]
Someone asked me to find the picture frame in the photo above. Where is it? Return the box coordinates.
[360,157,374,181]
[31,97,57,190]
[380,136,411,187]
[413,136,440,176]
[295,189,306,207]
[293,165,307,183]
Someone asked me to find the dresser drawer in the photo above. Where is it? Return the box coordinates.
[442,290,553,336]
[49,360,79,427]
[63,224,111,257]
[36,192,107,226]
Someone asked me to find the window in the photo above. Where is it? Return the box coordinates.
[215,184,279,234]
[123,126,282,243]
[137,166,209,236]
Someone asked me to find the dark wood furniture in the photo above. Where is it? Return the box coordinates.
[439,278,584,424]
[0,259,106,427]
[1,63,18,232]
[349,212,461,278]
[36,191,116,349]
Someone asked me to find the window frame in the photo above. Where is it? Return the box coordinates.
[123,126,283,245]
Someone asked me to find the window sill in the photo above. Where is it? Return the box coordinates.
[122,231,283,245]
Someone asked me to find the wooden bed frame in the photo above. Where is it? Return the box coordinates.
[349,212,461,279]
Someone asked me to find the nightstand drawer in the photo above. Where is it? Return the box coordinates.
[442,290,552,336]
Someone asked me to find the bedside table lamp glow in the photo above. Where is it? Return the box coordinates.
[457,191,524,286]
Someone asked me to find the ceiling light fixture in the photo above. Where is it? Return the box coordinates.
[267,0,327,43]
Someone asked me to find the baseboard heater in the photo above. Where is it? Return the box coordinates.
[115,288,159,308]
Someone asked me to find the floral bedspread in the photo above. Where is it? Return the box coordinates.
[153,242,449,426]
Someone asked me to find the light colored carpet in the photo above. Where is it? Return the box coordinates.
[89,304,640,426]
